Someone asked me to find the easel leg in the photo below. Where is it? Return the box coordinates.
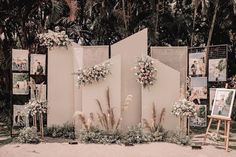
[204,118,212,144]
[226,121,230,151]
[224,120,227,148]
[216,120,221,136]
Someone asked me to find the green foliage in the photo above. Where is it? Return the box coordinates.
[78,124,167,145]
[44,123,75,139]
[16,127,40,144]
[165,131,191,146]
[78,127,122,144]
[122,125,151,144]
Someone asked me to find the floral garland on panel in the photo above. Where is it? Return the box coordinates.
[76,62,111,88]
[37,30,71,49]
[134,57,157,88]
[171,99,197,118]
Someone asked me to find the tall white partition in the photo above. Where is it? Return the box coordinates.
[151,47,187,96]
[48,46,75,126]
[142,56,180,131]
[81,55,121,124]
[111,29,148,128]
[72,43,109,112]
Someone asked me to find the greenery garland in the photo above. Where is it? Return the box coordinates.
[76,62,111,88]
[134,57,157,88]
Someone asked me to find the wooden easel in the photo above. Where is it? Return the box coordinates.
[203,84,231,151]
[203,115,231,151]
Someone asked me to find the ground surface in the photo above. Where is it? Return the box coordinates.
[1,142,236,157]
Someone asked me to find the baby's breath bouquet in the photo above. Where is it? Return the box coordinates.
[172,99,197,118]
[134,57,157,88]
[76,61,111,88]
[25,100,47,116]
[38,30,71,49]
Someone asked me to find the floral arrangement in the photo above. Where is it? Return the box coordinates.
[37,30,71,49]
[25,100,47,116]
[76,62,111,88]
[134,57,157,88]
[171,99,197,117]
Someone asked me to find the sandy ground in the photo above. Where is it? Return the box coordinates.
[0,142,236,157]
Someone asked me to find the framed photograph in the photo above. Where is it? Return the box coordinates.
[13,105,28,127]
[190,105,207,127]
[189,77,208,104]
[211,88,236,118]
[31,83,47,102]
[30,54,46,75]
[208,58,227,82]
[13,73,29,95]
[12,49,29,71]
[189,52,206,76]
[209,88,216,111]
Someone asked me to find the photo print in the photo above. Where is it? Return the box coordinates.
[208,58,227,82]
[13,105,28,127]
[30,54,46,75]
[189,77,207,104]
[13,73,29,95]
[189,52,206,77]
[190,105,207,127]
[12,49,29,71]
[211,88,236,118]
[31,83,47,102]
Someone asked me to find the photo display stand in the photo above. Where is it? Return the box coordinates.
[11,46,48,138]
[187,45,228,129]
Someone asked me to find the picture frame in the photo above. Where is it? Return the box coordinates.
[189,77,208,104]
[190,105,207,127]
[208,58,227,82]
[12,49,29,71]
[211,88,236,118]
[30,83,47,102]
[188,52,206,77]
[30,54,46,75]
[12,73,29,95]
[13,105,28,127]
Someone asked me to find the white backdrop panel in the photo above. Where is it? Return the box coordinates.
[151,47,187,96]
[111,29,148,128]
[142,56,180,131]
[81,55,121,125]
[48,46,74,126]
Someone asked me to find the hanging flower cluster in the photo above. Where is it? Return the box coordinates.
[171,99,197,117]
[37,31,71,49]
[25,100,47,116]
[134,57,157,88]
[76,62,111,88]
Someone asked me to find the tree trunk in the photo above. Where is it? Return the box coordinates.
[122,0,127,32]
[190,4,198,46]
[206,0,219,61]
[155,0,159,44]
